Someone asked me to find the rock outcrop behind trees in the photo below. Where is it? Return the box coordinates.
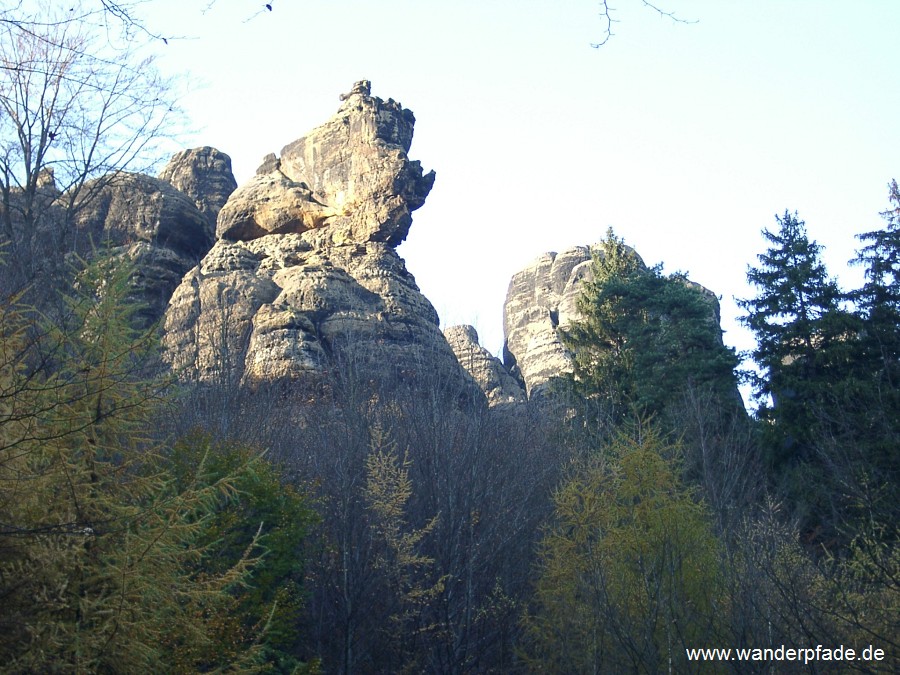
[502,246,598,397]
[1,145,234,325]
[69,147,236,325]
[30,80,734,408]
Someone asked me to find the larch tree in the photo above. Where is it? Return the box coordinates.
[0,256,267,672]
[362,425,444,672]
[523,422,724,673]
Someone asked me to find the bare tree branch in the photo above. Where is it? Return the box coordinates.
[592,0,697,48]
[0,5,180,290]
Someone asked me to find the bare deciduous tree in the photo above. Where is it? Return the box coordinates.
[0,4,177,288]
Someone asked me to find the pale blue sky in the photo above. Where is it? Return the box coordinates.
[150,0,900,362]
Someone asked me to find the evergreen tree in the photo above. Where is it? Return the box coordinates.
[559,229,646,430]
[738,211,851,461]
[827,182,900,539]
[738,211,862,543]
[561,228,739,435]
[853,180,900,387]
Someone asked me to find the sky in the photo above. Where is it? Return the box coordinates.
[146,0,900,365]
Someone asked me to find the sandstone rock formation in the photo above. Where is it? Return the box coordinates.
[158,146,238,230]
[502,245,599,396]
[72,174,212,257]
[163,82,476,400]
[444,325,526,406]
[216,79,434,246]
[1,148,232,324]
[502,243,732,402]
[69,168,224,324]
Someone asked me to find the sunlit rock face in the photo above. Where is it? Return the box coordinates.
[163,81,477,400]
[502,246,597,397]
[444,325,526,406]
[216,79,435,245]
[159,146,238,231]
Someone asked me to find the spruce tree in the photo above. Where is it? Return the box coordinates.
[738,211,850,458]
[738,211,862,543]
[833,182,900,539]
[853,180,900,387]
[561,228,739,434]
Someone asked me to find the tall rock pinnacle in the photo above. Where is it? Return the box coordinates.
[162,82,476,400]
[216,80,435,246]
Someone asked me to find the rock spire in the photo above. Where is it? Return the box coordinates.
[162,82,475,399]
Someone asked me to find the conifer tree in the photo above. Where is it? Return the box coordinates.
[829,182,900,539]
[738,211,866,543]
[561,228,739,434]
[853,180,900,387]
[738,211,851,461]
[0,256,268,672]
[363,426,444,671]
[523,422,723,673]
[165,431,320,672]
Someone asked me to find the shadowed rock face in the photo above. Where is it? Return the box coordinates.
[163,82,478,401]
[69,169,223,325]
[444,325,526,406]
[2,146,234,324]
[73,174,212,258]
